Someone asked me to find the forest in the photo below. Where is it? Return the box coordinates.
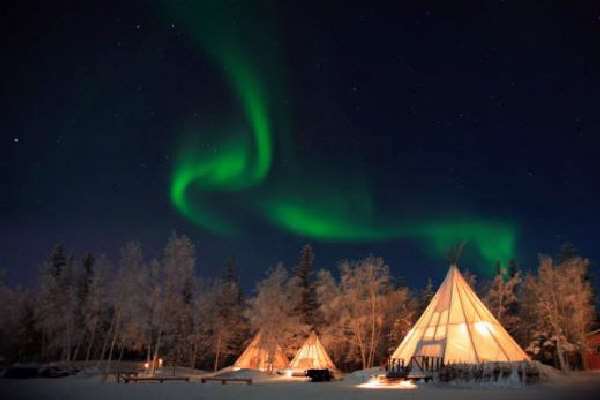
[0,234,596,373]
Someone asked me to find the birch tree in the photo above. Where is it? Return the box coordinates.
[81,255,110,363]
[159,233,196,368]
[105,242,147,372]
[336,256,391,369]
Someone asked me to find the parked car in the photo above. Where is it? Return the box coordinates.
[38,366,71,378]
[306,368,334,382]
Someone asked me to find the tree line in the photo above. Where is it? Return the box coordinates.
[0,236,596,371]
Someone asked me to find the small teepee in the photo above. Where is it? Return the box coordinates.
[392,265,528,364]
[289,332,335,371]
[234,332,289,372]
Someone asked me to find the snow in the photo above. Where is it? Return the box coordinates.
[3,369,600,400]
[211,369,296,383]
[344,366,385,383]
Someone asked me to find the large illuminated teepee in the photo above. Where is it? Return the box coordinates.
[289,332,335,371]
[234,332,289,371]
[392,265,528,364]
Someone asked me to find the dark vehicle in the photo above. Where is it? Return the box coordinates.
[306,368,333,382]
[38,366,71,378]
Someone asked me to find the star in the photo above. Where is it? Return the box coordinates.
[13,137,19,143]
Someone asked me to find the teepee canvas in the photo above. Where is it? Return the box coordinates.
[289,332,335,371]
[234,332,289,371]
[392,265,528,364]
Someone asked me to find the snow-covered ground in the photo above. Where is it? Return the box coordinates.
[2,368,600,400]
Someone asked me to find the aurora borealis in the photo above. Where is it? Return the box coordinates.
[5,1,600,286]
[165,1,518,269]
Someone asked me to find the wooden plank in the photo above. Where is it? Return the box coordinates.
[200,377,252,385]
[123,377,189,383]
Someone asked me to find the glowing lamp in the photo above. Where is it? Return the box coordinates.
[475,321,493,336]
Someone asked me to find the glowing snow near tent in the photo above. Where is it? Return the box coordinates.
[357,375,417,389]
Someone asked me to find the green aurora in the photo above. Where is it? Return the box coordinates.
[165,1,517,271]
[166,1,276,234]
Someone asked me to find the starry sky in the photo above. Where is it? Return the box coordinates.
[3,1,600,290]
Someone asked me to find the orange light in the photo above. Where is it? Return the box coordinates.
[357,376,417,390]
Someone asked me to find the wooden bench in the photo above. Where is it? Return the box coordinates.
[123,376,190,383]
[200,377,252,385]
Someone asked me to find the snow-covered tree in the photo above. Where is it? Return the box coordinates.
[246,264,307,359]
[80,255,110,362]
[315,259,415,370]
[0,273,23,361]
[158,233,196,368]
[522,254,596,370]
[199,260,248,371]
[336,256,392,369]
[314,269,347,365]
[462,269,477,290]
[104,242,148,371]
[382,286,417,361]
[417,277,434,316]
[35,245,80,362]
[291,245,319,329]
[143,259,164,368]
[514,273,537,347]
[483,266,521,335]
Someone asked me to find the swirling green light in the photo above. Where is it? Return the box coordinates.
[166,1,274,233]
[164,2,518,271]
[263,195,516,266]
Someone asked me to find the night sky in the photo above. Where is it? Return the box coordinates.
[3,1,600,291]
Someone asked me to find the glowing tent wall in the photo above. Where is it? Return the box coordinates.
[392,265,528,364]
[289,332,335,371]
[234,332,289,371]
